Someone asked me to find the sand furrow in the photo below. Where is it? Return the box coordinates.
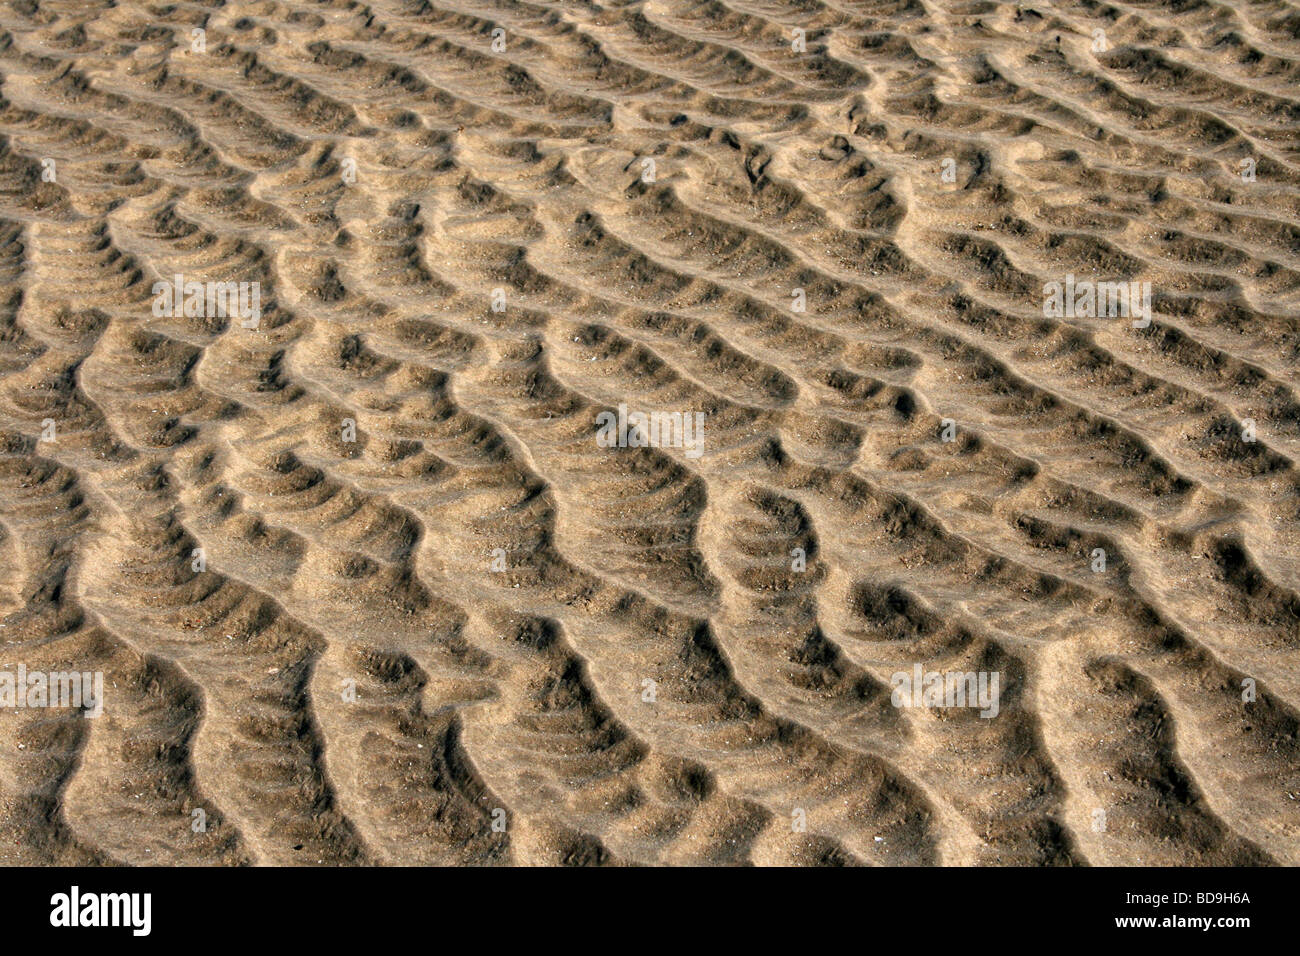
[0,0,1295,866]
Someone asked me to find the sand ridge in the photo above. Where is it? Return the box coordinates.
[0,0,1297,865]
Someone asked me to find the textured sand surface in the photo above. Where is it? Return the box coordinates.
[0,0,1298,866]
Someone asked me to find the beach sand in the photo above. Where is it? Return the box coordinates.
[0,0,1297,865]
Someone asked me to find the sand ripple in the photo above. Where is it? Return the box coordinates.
[0,0,1297,865]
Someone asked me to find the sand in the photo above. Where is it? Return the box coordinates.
[0,0,1297,866]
